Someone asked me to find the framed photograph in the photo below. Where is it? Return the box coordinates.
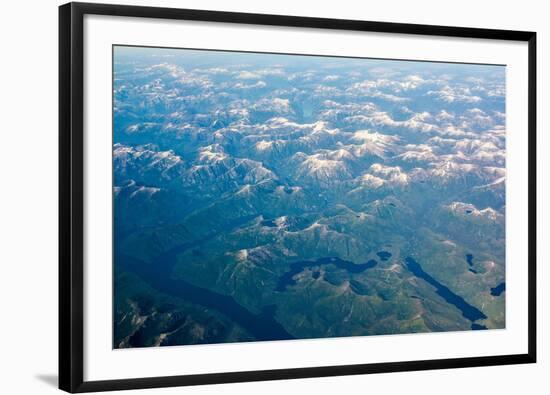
[59,2,537,392]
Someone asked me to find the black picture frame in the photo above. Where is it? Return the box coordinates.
[59,2,537,392]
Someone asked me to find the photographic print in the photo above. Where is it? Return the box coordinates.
[112,45,506,349]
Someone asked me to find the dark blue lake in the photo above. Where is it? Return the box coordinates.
[261,219,277,227]
[276,257,378,292]
[404,257,487,322]
[471,323,487,330]
[376,251,392,261]
[490,282,505,296]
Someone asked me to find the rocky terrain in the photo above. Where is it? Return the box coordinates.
[113,46,506,348]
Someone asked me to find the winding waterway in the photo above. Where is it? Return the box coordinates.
[116,223,490,342]
[276,256,378,292]
[116,216,295,342]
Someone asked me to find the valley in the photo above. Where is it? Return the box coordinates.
[113,46,506,348]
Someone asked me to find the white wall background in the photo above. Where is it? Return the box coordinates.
[0,0,546,394]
